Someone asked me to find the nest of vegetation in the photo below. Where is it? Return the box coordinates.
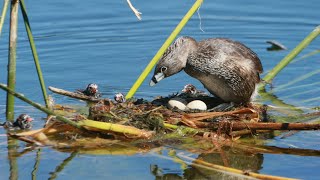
[8,86,320,151]
[87,96,262,136]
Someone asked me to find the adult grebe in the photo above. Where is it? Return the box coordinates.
[150,36,263,104]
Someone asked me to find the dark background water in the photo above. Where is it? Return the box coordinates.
[0,0,319,179]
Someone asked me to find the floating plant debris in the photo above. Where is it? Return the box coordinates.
[266,40,288,51]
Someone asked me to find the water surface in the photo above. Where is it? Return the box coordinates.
[0,0,319,179]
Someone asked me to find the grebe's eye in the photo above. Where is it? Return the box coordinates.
[160,66,167,73]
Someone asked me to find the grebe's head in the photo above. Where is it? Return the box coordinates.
[182,84,197,95]
[150,37,197,86]
[114,93,126,103]
[16,114,33,129]
[86,83,98,95]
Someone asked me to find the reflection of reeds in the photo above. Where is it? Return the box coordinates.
[7,137,19,180]
[31,149,41,180]
[151,148,296,180]
[48,152,78,180]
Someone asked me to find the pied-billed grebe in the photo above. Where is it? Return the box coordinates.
[114,93,126,103]
[150,36,263,104]
[182,84,207,96]
[1,114,33,130]
[77,83,101,98]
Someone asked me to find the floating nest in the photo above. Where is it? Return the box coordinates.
[8,85,320,151]
[87,97,261,134]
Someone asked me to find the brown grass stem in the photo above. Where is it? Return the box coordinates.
[195,121,320,131]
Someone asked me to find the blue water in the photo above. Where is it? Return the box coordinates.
[0,0,319,179]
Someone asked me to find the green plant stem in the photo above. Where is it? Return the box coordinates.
[0,83,82,129]
[0,0,9,36]
[125,0,203,99]
[291,49,320,63]
[272,69,320,91]
[263,25,320,84]
[78,120,154,138]
[302,96,320,103]
[6,0,19,121]
[272,81,320,93]
[20,0,49,108]
[281,88,320,99]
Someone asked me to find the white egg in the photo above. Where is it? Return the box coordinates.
[168,98,187,111]
[187,100,207,111]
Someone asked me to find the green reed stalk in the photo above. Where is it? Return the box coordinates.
[302,96,320,103]
[0,83,82,129]
[281,88,319,99]
[272,81,320,93]
[20,0,49,108]
[263,25,320,84]
[273,68,320,91]
[0,0,9,36]
[291,49,320,64]
[6,0,19,121]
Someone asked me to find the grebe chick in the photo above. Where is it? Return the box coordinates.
[81,83,101,98]
[114,93,126,103]
[150,36,263,104]
[182,84,207,97]
[1,114,33,130]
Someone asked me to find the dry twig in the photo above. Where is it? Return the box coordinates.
[48,86,108,102]
[126,0,142,20]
